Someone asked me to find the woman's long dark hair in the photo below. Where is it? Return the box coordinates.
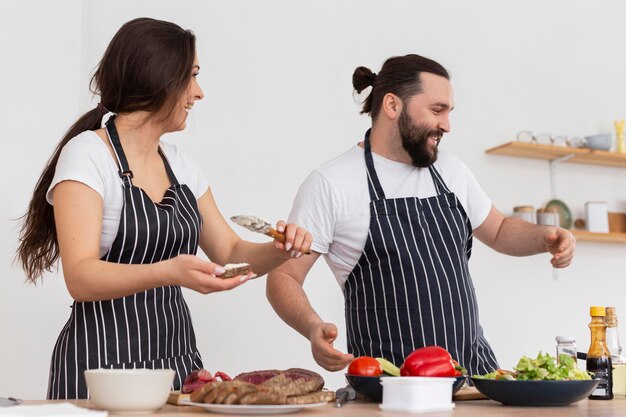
[17,17,196,283]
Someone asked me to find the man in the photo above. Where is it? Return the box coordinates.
[266,54,575,375]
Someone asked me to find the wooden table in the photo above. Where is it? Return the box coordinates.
[20,397,626,416]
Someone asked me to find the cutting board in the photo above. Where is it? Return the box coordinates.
[453,387,487,401]
[167,391,190,405]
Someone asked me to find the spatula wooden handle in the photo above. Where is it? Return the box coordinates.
[266,228,311,254]
[266,227,286,243]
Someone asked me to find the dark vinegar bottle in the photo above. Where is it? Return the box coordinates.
[587,306,613,400]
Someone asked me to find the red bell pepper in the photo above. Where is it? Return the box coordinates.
[400,346,461,377]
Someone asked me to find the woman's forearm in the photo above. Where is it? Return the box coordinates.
[62,258,171,302]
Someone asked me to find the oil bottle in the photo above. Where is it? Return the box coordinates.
[587,306,613,400]
[606,307,626,397]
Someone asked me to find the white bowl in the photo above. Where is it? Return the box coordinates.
[380,376,455,413]
[84,368,175,414]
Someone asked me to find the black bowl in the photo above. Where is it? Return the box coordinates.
[345,374,383,402]
[452,375,467,393]
[345,374,466,403]
[470,378,601,406]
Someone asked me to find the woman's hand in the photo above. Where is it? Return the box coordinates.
[167,254,253,294]
[273,221,313,259]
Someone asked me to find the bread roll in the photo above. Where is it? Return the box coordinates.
[222,263,251,278]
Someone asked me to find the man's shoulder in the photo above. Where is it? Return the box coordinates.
[313,145,365,182]
[433,150,470,176]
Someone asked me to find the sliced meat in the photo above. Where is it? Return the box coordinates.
[203,385,221,404]
[234,368,324,391]
[262,374,323,396]
[200,381,259,405]
[189,381,219,403]
[224,384,258,405]
[214,383,240,404]
[234,369,282,384]
[239,390,286,405]
[283,368,324,391]
[286,390,336,405]
[182,369,215,393]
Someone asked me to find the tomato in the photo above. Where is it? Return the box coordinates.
[348,356,383,376]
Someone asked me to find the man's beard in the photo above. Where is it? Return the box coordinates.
[398,108,443,168]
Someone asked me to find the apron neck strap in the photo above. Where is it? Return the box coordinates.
[363,129,386,200]
[363,128,452,199]
[105,116,180,186]
[105,116,133,186]
[158,147,179,185]
[428,165,450,195]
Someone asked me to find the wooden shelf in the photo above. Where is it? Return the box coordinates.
[485,141,626,168]
[572,230,626,244]
[486,141,626,244]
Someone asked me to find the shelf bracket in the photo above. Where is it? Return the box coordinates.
[548,153,575,281]
[549,154,575,198]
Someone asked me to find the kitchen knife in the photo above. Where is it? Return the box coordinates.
[230,215,311,254]
[335,385,356,408]
[0,397,22,407]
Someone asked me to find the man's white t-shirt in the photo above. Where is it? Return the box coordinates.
[47,130,210,258]
[287,145,492,288]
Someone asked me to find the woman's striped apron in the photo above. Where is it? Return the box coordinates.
[48,117,203,399]
[344,130,499,376]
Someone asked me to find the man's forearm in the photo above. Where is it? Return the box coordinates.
[266,271,323,340]
[490,216,550,256]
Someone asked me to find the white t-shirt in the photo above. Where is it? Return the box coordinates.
[288,145,492,288]
[47,130,210,258]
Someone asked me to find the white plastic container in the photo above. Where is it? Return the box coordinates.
[585,201,609,233]
[379,376,455,413]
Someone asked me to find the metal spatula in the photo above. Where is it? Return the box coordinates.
[230,214,311,254]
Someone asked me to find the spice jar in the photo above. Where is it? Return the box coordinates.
[537,207,560,227]
[555,336,578,365]
[513,206,535,223]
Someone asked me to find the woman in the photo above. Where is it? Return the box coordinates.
[16,17,312,400]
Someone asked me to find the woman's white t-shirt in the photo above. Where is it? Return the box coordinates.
[287,145,492,288]
[47,131,209,258]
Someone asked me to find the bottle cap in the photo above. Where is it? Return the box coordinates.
[513,206,534,212]
[590,306,606,317]
[555,336,576,343]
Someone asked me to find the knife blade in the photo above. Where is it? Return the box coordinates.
[335,385,356,408]
[230,215,311,254]
[0,397,22,407]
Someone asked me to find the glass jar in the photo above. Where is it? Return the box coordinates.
[537,207,559,227]
[555,336,578,365]
[513,206,535,223]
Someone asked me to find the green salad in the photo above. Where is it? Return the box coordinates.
[474,352,592,381]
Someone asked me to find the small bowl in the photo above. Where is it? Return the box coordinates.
[380,376,455,413]
[583,134,612,151]
[84,368,175,414]
[345,374,466,403]
[345,374,383,402]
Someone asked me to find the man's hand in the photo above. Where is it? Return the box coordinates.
[543,227,576,268]
[309,322,354,371]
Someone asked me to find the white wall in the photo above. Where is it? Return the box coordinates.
[2,0,626,399]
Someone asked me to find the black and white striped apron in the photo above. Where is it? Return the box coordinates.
[344,130,499,376]
[47,117,203,399]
